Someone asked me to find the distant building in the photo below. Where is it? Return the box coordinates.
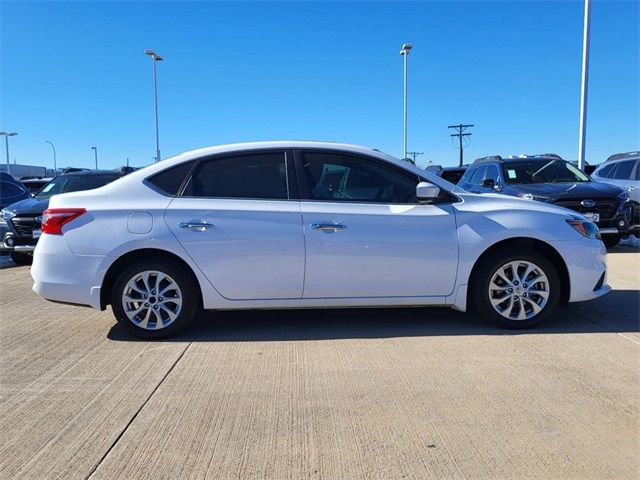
[0,163,49,179]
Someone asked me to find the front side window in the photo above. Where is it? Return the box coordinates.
[470,166,487,185]
[301,152,419,203]
[484,165,499,182]
[611,160,635,180]
[182,152,289,199]
[595,163,615,178]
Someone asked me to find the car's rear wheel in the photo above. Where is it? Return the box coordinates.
[111,258,200,339]
[471,248,560,328]
[9,251,32,266]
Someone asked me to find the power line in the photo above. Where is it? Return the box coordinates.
[406,151,423,164]
[447,124,474,167]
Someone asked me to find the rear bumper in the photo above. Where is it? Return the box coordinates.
[31,234,105,309]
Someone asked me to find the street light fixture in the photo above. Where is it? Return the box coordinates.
[91,146,98,169]
[399,43,413,160]
[0,132,18,176]
[144,49,163,163]
[45,140,57,177]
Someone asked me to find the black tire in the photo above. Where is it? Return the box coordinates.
[10,251,33,266]
[602,234,621,248]
[110,258,200,339]
[471,248,561,329]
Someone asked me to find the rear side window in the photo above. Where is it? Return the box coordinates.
[635,161,640,180]
[611,160,635,180]
[182,153,289,199]
[148,161,194,196]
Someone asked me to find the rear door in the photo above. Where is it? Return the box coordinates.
[296,150,458,298]
[164,150,305,300]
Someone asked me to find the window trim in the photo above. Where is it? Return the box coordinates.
[168,149,298,201]
[293,148,455,205]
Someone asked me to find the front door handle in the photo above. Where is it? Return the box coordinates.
[179,221,215,232]
[311,223,347,232]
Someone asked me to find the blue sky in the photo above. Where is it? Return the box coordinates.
[1,1,638,170]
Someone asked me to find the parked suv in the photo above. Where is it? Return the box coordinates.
[0,172,30,210]
[1,170,122,265]
[458,154,631,247]
[591,151,640,237]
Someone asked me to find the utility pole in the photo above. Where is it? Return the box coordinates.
[91,146,98,169]
[406,151,423,165]
[399,43,413,160]
[448,124,474,167]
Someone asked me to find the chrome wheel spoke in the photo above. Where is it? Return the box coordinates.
[527,288,549,300]
[520,263,534,283]
[522,296,542,314]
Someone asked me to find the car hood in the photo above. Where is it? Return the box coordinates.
[2,197,50,216]
[506,181,623,199]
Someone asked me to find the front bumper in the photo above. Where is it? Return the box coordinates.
[554,238,610,303]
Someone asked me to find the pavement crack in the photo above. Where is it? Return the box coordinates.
[84,341,192,480]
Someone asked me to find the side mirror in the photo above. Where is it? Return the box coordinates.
[481,178,495,188]
[416,181,440,203]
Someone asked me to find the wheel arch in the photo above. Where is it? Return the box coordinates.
[467,237,570,308]
[100,248,203,310]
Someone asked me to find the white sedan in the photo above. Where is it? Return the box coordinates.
[31,142,609,339]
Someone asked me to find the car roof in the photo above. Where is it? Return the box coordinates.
[605,151,640,162]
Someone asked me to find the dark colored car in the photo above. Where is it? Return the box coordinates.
[458,154,631,247]
[1,170,123,265]
[0,172,30,210]
[424,165,468,184]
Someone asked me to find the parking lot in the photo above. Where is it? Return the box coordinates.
[0,244,638,480]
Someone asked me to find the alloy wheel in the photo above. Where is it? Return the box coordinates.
[121,270,183,330]
[488,260,550,321]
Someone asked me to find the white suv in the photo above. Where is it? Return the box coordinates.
[592,152,640,236]
[31,142,609,339]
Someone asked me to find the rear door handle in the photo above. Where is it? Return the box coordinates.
[311,223,347,232]
[179,221,215,232]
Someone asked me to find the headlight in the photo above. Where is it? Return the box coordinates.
[566,218,600,239]
[518,192,552,202]
[0,209,7,225]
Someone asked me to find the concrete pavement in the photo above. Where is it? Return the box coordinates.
[0,246,638,479]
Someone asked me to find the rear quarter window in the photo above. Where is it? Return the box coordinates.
[147,161,195,196]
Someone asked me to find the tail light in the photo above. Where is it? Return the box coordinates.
[41,208,87,235]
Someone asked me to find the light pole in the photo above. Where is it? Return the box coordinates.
[144,49,163,163]
[0,132,17,176]
[45,141,57,177]
[91,146,98,169]
[577,0,591,171]
[399,43,412,160]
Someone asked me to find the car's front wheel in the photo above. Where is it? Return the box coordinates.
[111,258,200,339]
[471,249,560,328]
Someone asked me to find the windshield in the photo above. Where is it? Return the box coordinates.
[36,174,119,199]
[502,159,590,184]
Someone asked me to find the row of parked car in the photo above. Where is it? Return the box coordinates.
[0,150,638,268]
[428,151,640,247]
[0,168,135,264]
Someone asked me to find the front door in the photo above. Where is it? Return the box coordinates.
[297,150,458,298]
